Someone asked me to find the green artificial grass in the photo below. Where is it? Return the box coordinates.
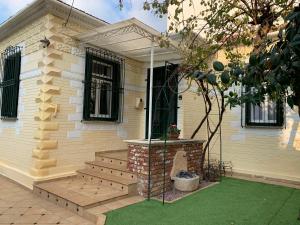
[105,178,300,225]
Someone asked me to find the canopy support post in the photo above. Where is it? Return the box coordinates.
[147,37,154,200]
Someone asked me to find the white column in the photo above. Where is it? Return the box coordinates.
[148,38,154,143]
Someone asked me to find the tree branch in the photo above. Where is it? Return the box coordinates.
[190,80,212,139]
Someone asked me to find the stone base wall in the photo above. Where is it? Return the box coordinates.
[127,140,204,197]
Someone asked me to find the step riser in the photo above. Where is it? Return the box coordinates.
[86,163,137,182]
[33,185,132,224]
[77,172,130,192]
[33,186,85,217]
[95,156,127,168]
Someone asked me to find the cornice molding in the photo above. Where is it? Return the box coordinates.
[0,0,108,42]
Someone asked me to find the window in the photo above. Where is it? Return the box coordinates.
[245,90,284,127]
[83,48,123,121]
[0,46,21,119]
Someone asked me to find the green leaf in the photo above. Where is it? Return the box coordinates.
[270,53,280,69]
[285,11,300,22]
[233,67,244,77]
[213,61,224,71]
[249,53,257,66]
[292,61,300,69]
[228,62,234,68]
[207,73,217,85]
[193,70,206,80]
[221,71,230,84]
[290,40,300,47]
[293,33,300,42]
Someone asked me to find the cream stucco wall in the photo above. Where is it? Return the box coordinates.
[0,16,47,188]
[43,14,146,174]
[168,1,206,32]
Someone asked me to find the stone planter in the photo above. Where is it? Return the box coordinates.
[173,176,200,192]
[125,139,205,197]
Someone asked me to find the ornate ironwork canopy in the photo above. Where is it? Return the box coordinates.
[75,18,181,63]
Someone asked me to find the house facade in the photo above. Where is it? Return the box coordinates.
[1,0,299,192]
[0,0,202,189]
[168,2,300,184]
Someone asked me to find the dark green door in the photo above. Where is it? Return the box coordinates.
[145,64,178,139]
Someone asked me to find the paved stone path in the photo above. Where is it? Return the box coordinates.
[0,175,94,225]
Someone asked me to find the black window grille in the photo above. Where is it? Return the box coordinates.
[83,47,124,122]
[0,46,21,120]
[245,88,284,127]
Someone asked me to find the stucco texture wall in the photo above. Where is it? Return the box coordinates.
[0,16,48,188]
[40,15,146,177]
[181,47,300,183]
[216,48,300,182]
[179,78,300,183]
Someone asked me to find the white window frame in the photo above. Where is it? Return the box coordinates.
[90,61,113,119]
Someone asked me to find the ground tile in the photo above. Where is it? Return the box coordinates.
[0,214,16,223]
[118,196,144,205]
[0,176,94,225]
[14,214,41,223]
[2,207,29,215]
[88,205,110,215]
[96,214,106,225]
[24,207,48,215]
[65,215,94,225]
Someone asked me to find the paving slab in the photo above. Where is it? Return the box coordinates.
[0,175,94,225]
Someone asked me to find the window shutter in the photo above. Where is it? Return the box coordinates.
[83,51,93,120]
[111,63,120,121]
[1,50,21,119]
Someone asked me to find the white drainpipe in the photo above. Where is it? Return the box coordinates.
[148,37,154,143]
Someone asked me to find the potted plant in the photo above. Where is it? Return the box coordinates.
[167,124,181,140]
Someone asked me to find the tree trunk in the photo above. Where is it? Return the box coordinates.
[199,94,225,178]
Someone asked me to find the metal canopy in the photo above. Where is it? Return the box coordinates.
[75,18,181,63]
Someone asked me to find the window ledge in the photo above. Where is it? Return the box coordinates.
[244,125,283,129]
[81,119,121,124]
[0,117,18,121]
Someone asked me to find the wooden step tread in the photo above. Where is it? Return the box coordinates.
[96,150,128,161]
[34,177,128,207]
[78,169,137,186]
[86,161,128,171]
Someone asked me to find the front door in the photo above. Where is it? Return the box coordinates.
[145,64,178,139]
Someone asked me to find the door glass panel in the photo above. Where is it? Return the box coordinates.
[146,65,178,139]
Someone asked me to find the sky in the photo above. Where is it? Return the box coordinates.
[0,0,167,32]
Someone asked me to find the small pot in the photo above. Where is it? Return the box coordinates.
[168,133,180,140]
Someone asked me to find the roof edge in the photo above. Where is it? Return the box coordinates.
[0,0,109,42]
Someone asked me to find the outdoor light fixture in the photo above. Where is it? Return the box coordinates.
[40,37,50,48]
[135,98,143,109]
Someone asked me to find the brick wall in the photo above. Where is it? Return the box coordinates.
[127,140,204,197]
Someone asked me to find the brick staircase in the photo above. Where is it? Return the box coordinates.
[33,150,140,224]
